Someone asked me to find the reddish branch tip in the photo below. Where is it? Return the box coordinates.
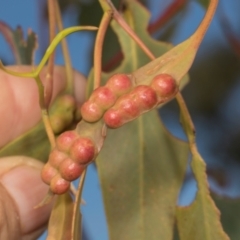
[56,130,78,152]
[59,157,86,181]
[106,74,132,96]
[81,101,103,122]
[151,74,178,99]
[70,137,96,164]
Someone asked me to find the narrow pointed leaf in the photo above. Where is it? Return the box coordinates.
[86,1,189,239]
[131,0,217,87]
[86,0,188,97]
[0,22,37,64]
[13,27,38,65]
[0,122,50,162]
[176,89,229,239]
[98,112,189,239]
[175,16,229,237]
[176,152,230,240]
[176,79,229,240]
[47,193,76,240]
[0,94,76,162]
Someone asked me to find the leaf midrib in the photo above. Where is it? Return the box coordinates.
[125,6,146,238]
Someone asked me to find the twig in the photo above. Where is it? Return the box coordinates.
[94,10,113,89]
[45,0,56,107]
[99,0,155,60]
[55,1,75,94]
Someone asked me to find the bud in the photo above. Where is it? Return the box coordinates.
[104,109,123,128]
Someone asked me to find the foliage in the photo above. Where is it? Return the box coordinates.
[1,0,240,239]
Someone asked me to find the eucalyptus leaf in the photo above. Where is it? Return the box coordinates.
[47,193,77,240]
[0,22,38,65]
[86,0,188,97]
[85,1,189,239]
[0,94,76,163]
[176,73,229,240]
[0,121,50,163]
[132,0,216,88]
[176,152,229,240]
[13,27,37,65]
[98,112,189,239]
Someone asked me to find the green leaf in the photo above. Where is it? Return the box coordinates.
[85,1,189,239]
[47,193,77,240]
[0,121,50,163]
[176,152,230,240]
[212,194,240,240]
[0,21,38,65]
[98,112,189,239]
[129,0,216,88]
[86,1,188,96]
[176,68,229,240]
[0,94,76,163]
[13,27,38,65]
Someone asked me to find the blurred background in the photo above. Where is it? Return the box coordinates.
[0,0,240,239]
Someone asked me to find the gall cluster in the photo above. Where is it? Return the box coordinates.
[41,130,96,194]
[81,74,132,122]
[81,73,178,128]
[42,73,178,194]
